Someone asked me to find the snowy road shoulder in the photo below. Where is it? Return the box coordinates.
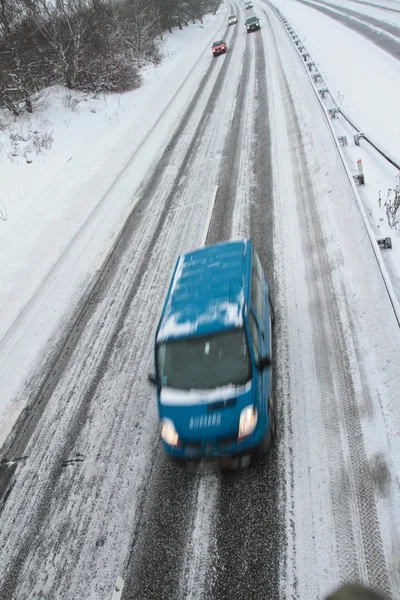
[0,9,229,447]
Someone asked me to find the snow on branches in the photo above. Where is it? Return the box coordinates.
[0,0,221,113]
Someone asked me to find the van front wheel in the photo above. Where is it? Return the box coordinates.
[257,406,276,461]
[268,406,276,442]
[269,298,275,324]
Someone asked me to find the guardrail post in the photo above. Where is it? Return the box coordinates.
[328,107,340,118]
[377,237,392,250]
[354,132,365,146]
[318,87,329,98]
[357,159,365,185]
[353,159,365,185]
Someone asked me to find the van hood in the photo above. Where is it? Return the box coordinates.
[159,382,253,441]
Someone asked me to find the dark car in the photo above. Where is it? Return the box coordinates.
[228,14,238,25]
[245,2,253,8]
[212,40,228,57]
[245,16,260,32]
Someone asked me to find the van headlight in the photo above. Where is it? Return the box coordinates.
[238,406,258,440]
[161,418,179,446]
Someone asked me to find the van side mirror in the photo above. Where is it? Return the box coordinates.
[148,373,156,385]
[257,356,271,371]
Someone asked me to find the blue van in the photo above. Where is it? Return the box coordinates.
[151,240,275,467]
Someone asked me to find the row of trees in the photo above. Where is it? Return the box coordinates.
[0,0,221,115]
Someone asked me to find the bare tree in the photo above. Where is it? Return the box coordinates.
[0,0,39,114]
[111,0,160,61]
[22,0,95,89]
[0,0,222,112]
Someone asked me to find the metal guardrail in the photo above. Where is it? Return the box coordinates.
[338,108,400,171]
[271,4,400,171]
[265,1,400,327]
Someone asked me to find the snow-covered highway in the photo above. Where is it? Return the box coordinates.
[0,1,400,599]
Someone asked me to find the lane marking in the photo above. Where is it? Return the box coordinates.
[202,185,219,246]
[111,576,124,600]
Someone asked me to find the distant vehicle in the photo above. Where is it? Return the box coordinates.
[228,14,238,25]
[211,40,228,56]
[150,240,275,469]
[245,15,261,32]
[245,1,253,8]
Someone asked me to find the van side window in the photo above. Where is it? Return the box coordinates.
[249,312,260,363]
[251,250,264,319]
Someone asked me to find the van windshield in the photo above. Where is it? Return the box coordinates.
[156,328,251,391]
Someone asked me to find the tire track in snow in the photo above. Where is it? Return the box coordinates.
[0,227,192,599]
[270,23,391,598]
[300,0,400,39]
[0,27,228,508]
[209,457,281,600]
[0,22,243,600]
[350,0,400,15]
[122,456,199,600]
[262,3,393,596]
[206,21,253,244]
[206,26,282,600]
[294,0,400,60]
[178,474,219,600]
[120,18,258,600]
[125,12,278,600]
[249,25,275,283]
[0,11,236,494]
[300,129,391,594]
[101,17,256,600]
[229,32,258,240]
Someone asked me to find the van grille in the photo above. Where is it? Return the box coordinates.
[216,434,237,448]
[182,441,203,451]
[207,398,237,412]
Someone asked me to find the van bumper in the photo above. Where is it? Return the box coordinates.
[162,420,270,466]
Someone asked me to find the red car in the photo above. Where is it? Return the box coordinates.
[212,40,228,57]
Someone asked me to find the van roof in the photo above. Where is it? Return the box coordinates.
[157,240,251,342]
